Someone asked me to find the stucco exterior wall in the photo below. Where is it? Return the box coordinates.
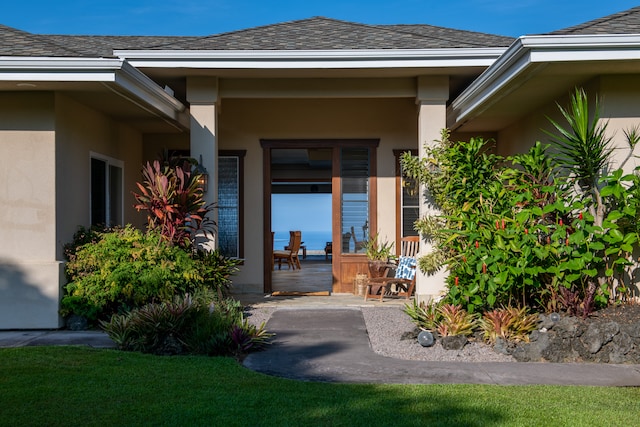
[496,77,640,170]
[55,94,146,256]
[218,97,418,292]
[0,92,146,329]
[0,92,59,328]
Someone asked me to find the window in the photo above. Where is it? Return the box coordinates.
[394,149,419,239]
[90,153,123,227]
[218,150,246,258]
[341,147,370,254]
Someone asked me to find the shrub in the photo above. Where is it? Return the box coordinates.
[61,226,236,322]
[133,158,214,248]
[101,297,273,357]
[401,89,640,314]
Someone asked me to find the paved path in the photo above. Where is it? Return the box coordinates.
[243,308,640,386]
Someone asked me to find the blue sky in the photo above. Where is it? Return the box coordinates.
[272,194,331,233]
[2,1,638,37]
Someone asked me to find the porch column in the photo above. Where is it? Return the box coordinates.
[187,77,218,249]
[415,75,449,302]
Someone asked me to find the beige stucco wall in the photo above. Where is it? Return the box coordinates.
[55,94,146,257]
[496,77,640,169]
[0,92,146,329]
[218,97,418,292]
[0,92,60,328]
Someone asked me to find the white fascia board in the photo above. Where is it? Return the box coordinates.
[115,61,186,115]
[0,56,185,118]
[0,57,124,81]
[115,48,506,69]
[449,34,640,127]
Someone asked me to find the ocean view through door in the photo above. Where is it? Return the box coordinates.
[262,140,378,294]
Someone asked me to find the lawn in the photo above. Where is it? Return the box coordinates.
[0,347,638,426]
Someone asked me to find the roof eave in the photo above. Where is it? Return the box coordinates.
[114,48,507,69]
[0,56,186,127]
[448,34,640,130]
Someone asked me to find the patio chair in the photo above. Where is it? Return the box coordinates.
[324,242,332,260]
[351,226,367,253]
[364,236,419,301]
[273,230,302,270]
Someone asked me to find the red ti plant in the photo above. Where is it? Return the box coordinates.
[133,159,214,248]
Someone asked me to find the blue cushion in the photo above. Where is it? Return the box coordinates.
[394,256,417,280]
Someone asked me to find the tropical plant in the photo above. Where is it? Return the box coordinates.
[435,304,477,337]
[403,299,443,331]
[133,158,214,248]
[401,87,640,315]
[364,233,395,261]
[61,226,240,323]
[101,296,273,357]
[545,87,613,227]
[479,307,538,344]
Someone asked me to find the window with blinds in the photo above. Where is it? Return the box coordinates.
[218,152,245,258]
[340,147,370,254]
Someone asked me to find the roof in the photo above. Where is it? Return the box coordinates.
[549,6,640,35]
[0,17,513,58]
[148,17,514,50]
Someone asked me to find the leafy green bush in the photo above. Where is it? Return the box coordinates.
[401,88,640,314]
[61,226,240,322]
[101,297,273,356]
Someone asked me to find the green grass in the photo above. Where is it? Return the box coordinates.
[1,347,638,426]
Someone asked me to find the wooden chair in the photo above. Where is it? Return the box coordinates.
[324,242,332,260]
[273,230,302,270]
[364,236,420,301]
[351,226,367,253]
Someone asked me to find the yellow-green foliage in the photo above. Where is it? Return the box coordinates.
[479,307,539,344]
[61,226,239,323]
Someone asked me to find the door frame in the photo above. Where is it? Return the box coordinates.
[261,139,379,294]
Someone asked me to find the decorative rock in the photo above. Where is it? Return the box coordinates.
[440,335,467,350]
[66,315,88,331]
[417,330,435,347]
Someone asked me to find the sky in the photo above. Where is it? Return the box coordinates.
[4,1,637,241]
[272,194,331,233]
[2,1,639,38]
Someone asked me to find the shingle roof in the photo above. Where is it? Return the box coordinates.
[549,6,640,35]
[0,16,513,58]
[0,24,85,56]
[149,17,514,50]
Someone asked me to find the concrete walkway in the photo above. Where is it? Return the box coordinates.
[243,307,640,386]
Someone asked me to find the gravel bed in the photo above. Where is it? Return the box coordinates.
[244,305,514,363]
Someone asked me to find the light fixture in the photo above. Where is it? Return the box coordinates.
[194,154,209,193]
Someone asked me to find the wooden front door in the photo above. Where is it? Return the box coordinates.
[262,139,378,294]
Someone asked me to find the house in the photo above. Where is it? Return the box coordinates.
[1,7,639,329]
